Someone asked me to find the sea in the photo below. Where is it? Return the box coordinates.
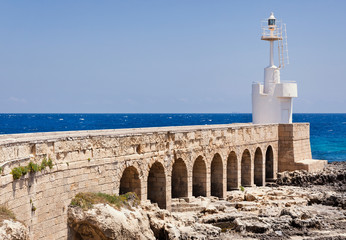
[0,113,345,162]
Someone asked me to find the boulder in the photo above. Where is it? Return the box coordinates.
[0,219,29,240]
[68,204,155,240]
[244,193,257,201]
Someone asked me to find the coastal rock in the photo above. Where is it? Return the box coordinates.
[68,204,155,240]
[201,205,218,214]
[0,219,29,240]
[244,193,257,201]
[67,163,346,240]
[276,162,346,191]
[68,200,222,240]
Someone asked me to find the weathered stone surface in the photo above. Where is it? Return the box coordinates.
[0,219,29,240]
[68,204,155,240]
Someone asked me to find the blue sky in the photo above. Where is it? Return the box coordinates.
[0,0,345,113]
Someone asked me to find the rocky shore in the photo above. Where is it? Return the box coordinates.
[1,162,345,239]
[68,162,346,240]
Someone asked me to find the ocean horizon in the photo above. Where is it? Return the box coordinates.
[0,113,345,162]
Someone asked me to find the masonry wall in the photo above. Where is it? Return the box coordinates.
[278,123,313,172]
[0,123,310,239]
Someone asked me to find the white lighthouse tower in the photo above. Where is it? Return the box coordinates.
[252,13,297,124]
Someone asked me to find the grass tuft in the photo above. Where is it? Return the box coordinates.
[0,205,16,221]
[70,192,140,210]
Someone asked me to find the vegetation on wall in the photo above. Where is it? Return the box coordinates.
[0,205,16,221]
[10,157,54,180]
[70,192,139,210]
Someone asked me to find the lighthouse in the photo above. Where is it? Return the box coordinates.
[252,13,297,124]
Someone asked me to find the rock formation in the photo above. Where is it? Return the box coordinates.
[68,162,346,240]
[0,213,29,240]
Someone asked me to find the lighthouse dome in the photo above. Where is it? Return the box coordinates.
[268,12,276,20]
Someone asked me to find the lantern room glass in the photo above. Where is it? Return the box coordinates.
[268,19,275,26]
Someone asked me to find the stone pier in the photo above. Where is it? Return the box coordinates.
[0,123,326,239]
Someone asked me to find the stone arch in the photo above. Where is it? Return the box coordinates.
[254,147,264,186]
[266,145,274,181]
[211,153,223,198]
[227,151,238,190]
[171,158,188,198]
[192,156,207,197]
[147,161,166,209]
[241,149,252,187]
[119,166,141,199]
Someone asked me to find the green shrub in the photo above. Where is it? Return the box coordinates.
[0,166,3,174]
[41,158,48,169]
[240,186,245,192]
[20,166,29,176]
[47,158,53,169]
[28,161,39,172]
[11,167,22,180]
[11,158,55,181]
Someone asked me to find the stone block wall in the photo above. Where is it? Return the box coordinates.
[278,123,318,172]
[0,123,316,239]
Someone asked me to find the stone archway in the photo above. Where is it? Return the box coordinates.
[241,149,252,187]
[266,145,274,181]
[147,162,166,209]
[193,156,207,197]
[227,151,238,190]
[119,166,141,199]
[171,158,188,198]
[254,147,264,186]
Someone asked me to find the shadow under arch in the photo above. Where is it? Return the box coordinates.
[147,161,166,209]
[211,153,223,198]
[254,147,264,186]
[266,145,274,181]
[171,158,188,198]
[227,151,238,190]
[192,156,207,197]
[119,166,141,199]
[241,149,252,187]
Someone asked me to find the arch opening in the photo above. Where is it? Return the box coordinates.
[119,166,141,199]
[147,162,166,209]
[266,145,274,181]
[241,149,252,187]
[227,151,238,190]
[211,153,223,198]
[171,158,188,198]
[254,147,264,186]
[193,156,207,197]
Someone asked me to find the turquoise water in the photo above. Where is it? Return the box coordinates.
[0,113,345,162]
[294,114,346,162]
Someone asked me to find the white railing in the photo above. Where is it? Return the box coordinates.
[261,20,282,38]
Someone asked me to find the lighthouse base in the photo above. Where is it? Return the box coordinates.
[252,81,297,124]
